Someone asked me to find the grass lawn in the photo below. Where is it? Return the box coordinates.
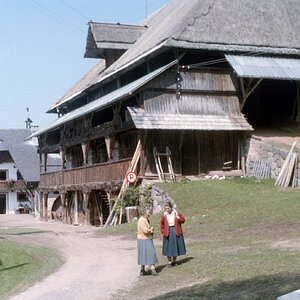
[0,228,62,299]
[102,177,300,300]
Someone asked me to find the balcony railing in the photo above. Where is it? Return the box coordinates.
[0,180,27,191]
[39,158,132,188]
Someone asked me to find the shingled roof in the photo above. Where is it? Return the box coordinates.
[0,129,40,182]
[85,22,147,58]
[101,0,300,78]
[48,0,300,113]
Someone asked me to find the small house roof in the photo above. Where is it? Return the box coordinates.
[0,129,40,182]
[85,22,147,58]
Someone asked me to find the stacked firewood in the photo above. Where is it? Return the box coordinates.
[275,142,298,188]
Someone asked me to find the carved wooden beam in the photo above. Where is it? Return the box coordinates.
[240,78,263,110]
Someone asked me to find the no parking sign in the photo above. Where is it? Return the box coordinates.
[126,171,137,183]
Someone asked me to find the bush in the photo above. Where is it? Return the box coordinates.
[115,185,153,218]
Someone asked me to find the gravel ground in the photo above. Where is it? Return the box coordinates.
[0,214,138,300]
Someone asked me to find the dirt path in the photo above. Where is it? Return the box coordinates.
[0,215,138,300]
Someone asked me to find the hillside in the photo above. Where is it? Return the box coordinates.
[104,178,300,299]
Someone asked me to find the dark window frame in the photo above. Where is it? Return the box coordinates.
[17,192,29,202]
[0,170,8,181]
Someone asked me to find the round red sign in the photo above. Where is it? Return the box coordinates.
[126,171,137,183]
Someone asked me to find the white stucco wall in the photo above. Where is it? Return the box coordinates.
[0,162,33,214]
[0,162,18,180]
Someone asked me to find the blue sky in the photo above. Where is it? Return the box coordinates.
[0,0,169,129]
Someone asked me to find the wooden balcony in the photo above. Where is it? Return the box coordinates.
[40,158,132,189]
[0,180,27,191]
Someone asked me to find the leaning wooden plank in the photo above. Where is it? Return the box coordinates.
[278,155,291,187]
[284,152,297,188]
[275,142,297,186]
[153,147,162,181]
[292,153,298,188]
[104,140,141,227]
[279,153,293,187]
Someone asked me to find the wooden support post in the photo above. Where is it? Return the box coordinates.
[39,191,44,220]
[60,147,66,170]
[95,191,103,226]
[297,82,300,120]
[60,191,67,224]
[44,192,48,221]
[140,130,148,176]
[78,191,84,224]
[179,131,184,151]
[83,191,90,226]
[240,78,246,100]
[74,191,79,225]
[240,139,246,177]
[67,192,75,224]
[44,153,48,172]
[39,154,43,173]
[198,133,201,175]
[240,78,263,110]
[237,136,241,170]
[81,142,89,166]
[105,135,112,160]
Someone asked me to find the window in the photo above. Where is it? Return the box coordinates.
[0,170,7,181]
[17,192,29,202]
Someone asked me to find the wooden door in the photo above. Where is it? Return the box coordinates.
[182,131,199,175]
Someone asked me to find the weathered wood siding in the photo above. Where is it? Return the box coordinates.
[143,68,236,91]
[141,67,240,116]
[143,130,239,176]
[142,92,241,115]
[40,158,131,188]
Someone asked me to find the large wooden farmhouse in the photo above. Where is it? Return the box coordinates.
[33,0,300,226]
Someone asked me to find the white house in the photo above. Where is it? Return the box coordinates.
[0,129,40,214]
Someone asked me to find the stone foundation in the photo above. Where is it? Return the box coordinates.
[151,186,175,214]
[245,137,290,179]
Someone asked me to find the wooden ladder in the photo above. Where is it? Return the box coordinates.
[153,146,175,182]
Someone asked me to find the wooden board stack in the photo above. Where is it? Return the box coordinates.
[275,142,299,188]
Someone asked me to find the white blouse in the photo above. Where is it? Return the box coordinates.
[165,210,176,226]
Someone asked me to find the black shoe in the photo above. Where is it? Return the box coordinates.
[140,270,147,276]
[151,270,158,276]
[167,263,172,268]
[172,262,178,266]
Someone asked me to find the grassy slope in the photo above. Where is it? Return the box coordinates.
[0,228,62,299]
[104,178,300,300]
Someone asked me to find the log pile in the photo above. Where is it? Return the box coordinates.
[275,142,298,188]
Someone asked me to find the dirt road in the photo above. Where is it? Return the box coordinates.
[0,215,138,300]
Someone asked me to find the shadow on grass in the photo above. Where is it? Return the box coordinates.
[0,230,49,235]
[156,257,194,273]
[150,272,300,300]
[0,263,29,272]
